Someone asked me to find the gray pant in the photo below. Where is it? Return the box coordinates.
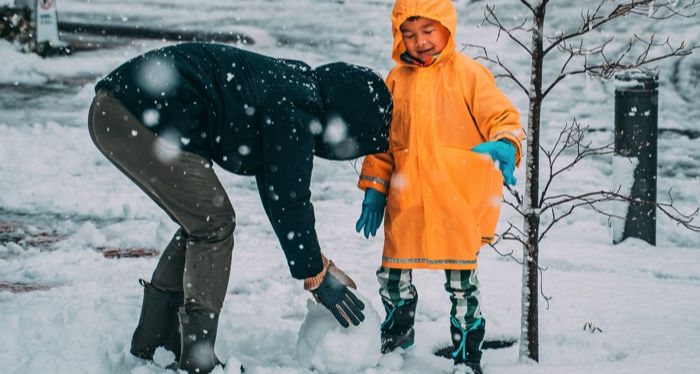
[88,90,235,314]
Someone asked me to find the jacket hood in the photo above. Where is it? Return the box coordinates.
[391,0,458,65]
[313,62,392,160]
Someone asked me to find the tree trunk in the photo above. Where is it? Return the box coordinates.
[519,1,546,363]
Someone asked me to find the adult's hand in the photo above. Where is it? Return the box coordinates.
[311,271,365,328]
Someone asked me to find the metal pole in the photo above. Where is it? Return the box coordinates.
[612,71,659,245]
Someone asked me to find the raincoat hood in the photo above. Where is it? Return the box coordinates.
[313,62,393,160]
[391,0,458,65]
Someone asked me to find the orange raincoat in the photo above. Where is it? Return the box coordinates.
[358,0,523,270]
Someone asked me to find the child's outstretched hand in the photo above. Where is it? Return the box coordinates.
[472,139,518,186]
[355,188,387,238]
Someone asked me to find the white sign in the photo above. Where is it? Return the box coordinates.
[35,0,66,47]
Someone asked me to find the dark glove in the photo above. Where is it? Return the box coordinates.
[472,139,518,186]
[355,188,387,238]
[311,271,366,328]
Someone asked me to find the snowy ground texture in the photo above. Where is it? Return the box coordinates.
[1,0,699,373]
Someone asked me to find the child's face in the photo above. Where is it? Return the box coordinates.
[400,17,450,62]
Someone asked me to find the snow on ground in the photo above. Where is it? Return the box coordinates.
[1,0,699,373]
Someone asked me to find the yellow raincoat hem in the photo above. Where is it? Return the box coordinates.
[382,255,479,270]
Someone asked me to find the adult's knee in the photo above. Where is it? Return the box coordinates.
[87,90,127,155]
[188,214,236,246]
[87,94,108,152]
[213,217,236,243]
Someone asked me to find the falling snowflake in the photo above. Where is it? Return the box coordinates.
[136,58,178,96]
[142,109,160,127]
[308,119,323,135]
[322,115,348,145]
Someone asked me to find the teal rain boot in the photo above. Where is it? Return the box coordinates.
[380,294,418,354]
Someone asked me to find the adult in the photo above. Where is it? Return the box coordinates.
[88,42,392,373]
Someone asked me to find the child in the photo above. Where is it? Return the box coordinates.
[355,1,523,373]
[89,42,392,373]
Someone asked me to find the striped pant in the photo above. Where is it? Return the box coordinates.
[376,266,484,329]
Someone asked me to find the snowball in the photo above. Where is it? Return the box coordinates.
[152,346,176,367]
[297,295,381,373]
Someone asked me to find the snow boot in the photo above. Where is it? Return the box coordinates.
[380,294,417,354]
[178,307,223,374]
[130,279,184,361]
[450,316,485,374]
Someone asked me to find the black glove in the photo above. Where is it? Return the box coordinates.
[312,271,366,328]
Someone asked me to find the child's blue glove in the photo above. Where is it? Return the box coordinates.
[355,188,387,238]
[472,139,518,186]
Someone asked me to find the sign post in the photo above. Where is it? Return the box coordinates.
[14,0,69,55]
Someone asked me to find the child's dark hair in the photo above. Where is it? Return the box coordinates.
[405,15,422,22]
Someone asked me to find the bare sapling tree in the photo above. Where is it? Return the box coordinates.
[466,0,700,362]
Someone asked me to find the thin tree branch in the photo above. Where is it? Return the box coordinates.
[538,203,576,241]
[505,183,525,212]
[462,43,530,96]
[483,4,533,55]
[543,190,700,232]
[490,224,553,310]
[519,0,536,14]
[539,120,615,204]
[543,36,697,98]
[539,263,553,310]
[544,0,699,56]
[543,0,607,56]
[497,222,529,246]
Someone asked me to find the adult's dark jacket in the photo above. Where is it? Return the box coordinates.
[96,42,391,279]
